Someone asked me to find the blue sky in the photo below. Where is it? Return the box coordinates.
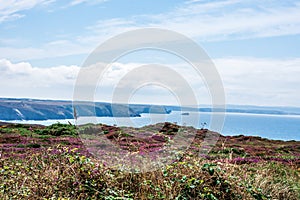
[0,0,300,106]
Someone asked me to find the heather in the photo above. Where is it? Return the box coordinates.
[0,122,299,199]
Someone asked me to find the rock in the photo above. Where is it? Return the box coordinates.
[159,122,179,135]
[101,125,120,139]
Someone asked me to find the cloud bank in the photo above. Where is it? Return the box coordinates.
[1,57,300,106]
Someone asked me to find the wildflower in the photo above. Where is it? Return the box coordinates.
[103,161,107,167]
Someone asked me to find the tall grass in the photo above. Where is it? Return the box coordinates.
[0,146,298,199]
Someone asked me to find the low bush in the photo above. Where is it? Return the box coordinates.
[35,123,77,136]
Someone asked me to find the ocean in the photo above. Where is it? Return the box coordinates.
[5,111,300,141]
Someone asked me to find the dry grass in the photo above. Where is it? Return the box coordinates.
[0,146,299,200]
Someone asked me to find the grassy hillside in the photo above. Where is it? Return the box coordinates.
[0,122,299,199]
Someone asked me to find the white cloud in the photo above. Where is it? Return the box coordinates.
[145,0,300,41]
[0,59,207,103]
[0,0,55,23]
[0,39,91,61]
[214,57,300,106]
[2,57,299,106]
[1,0,300,62]
[0,59,79,85]
[69,0,107,6]
[78,0,300,44]
[78,18,138,45]
[0,59,79,99]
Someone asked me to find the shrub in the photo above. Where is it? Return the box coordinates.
[35,123,77,136]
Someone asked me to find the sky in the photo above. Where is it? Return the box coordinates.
[0,0,300,107]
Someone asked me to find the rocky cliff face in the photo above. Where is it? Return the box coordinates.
[0,99,74,120]
[0,98,171,120]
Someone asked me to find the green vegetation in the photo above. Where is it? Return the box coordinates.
[34,123,77,136]
[0,122,299,199]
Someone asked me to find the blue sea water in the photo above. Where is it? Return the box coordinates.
[7,111,300,141]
